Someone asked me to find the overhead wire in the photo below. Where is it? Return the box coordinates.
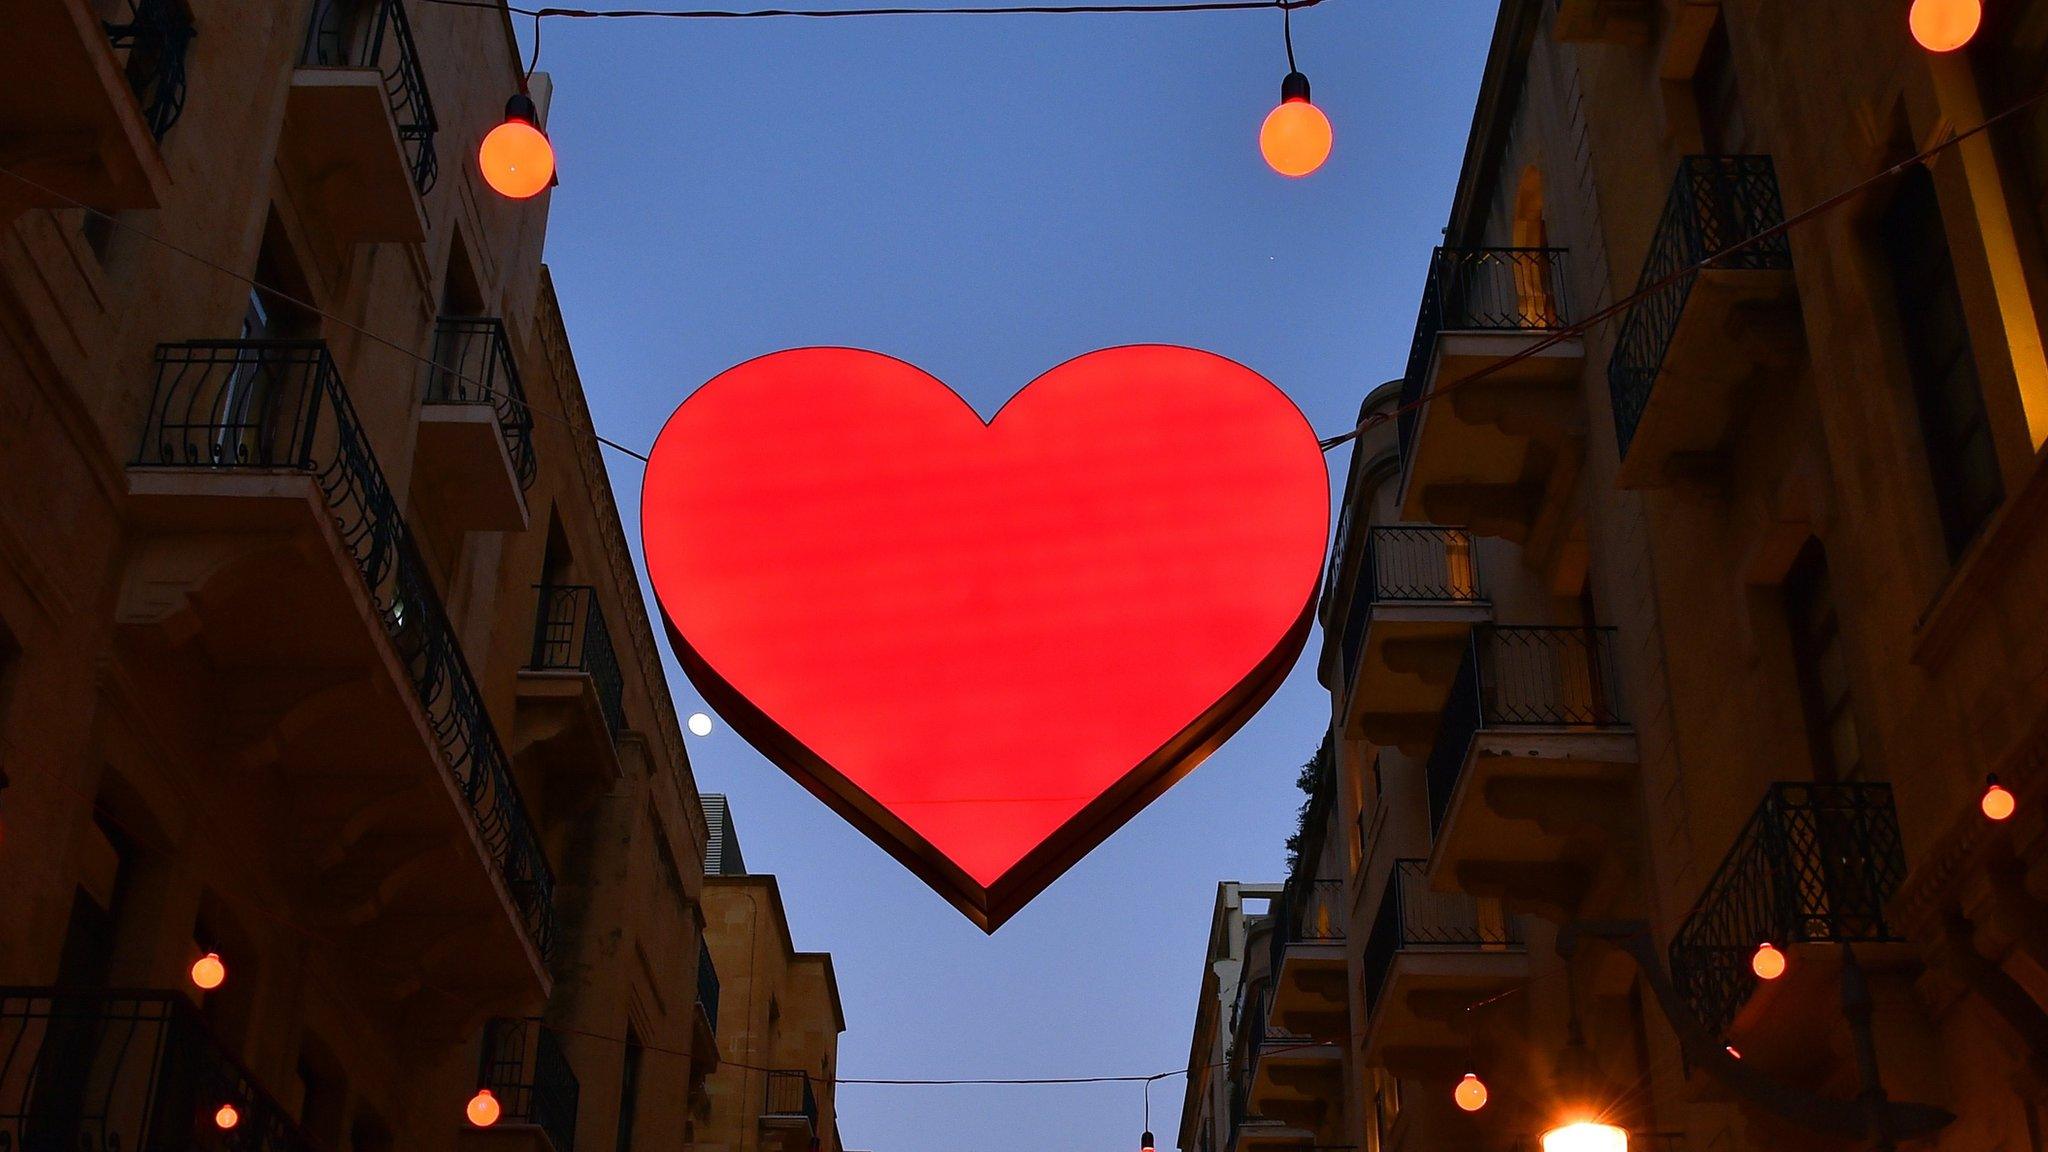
[420,0,1325,19]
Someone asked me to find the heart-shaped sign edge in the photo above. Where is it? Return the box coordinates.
[642,346,1327,931]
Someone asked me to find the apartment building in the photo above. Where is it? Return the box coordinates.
[1178,882,1284,1152]
[1217,5,2048,1152]
[0,1,729,1148]
[696,798,848,1152]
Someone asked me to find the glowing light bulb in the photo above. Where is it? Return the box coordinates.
[214,1104,241,1131]
[1910,0,1982,52]
[190,952,225,991]
[1261,72,1332,178]
[688,712,714,737]
[1143,1129,1157,1152]
[1454,1072,1489,1112]
[1542,1122,1628,1152]
[480,94,555,200]
[1725,1046,1742,1060]
[1751,942,1786,981]
[467,1088,502,1128]
[1983,776,2016,821]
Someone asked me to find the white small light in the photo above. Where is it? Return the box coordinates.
[1542,1122,1628,1152]
[688,712,714,737]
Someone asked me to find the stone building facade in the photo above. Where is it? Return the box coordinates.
[0,2,838,1149]
[1193,6,2048,1152]
[696,799,847,1152]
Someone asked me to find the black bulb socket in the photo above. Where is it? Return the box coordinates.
[1280,71,1311,103]
[504,92,541,127]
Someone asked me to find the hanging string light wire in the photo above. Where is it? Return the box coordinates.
[11,79,2045,468]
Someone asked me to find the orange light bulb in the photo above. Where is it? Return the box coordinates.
[1751,941,1786,981]
[1261,72,1332,178]
[480,94,555,200]
[190,952,225,991]
[1910,0,1982,52]
[1983,777,2016,821]
[214,1104,240,1131]
[467,1088,502,1128]
[1454,1072,1489,1112]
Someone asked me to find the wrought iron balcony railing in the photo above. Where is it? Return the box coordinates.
[479,1017,581,1152]
[133,340,556,961]
[0,986,313,1151]
[696,939,721,1035]
[104,0,196,141]
[1360,859,1524,1016]
[1669,782,1906,1039]
[1343,525,1483,694]
[1607,155,1791,459]
[1425,625,1627,841]
[299,0,438,194]
[529,584,627,740]
[762,1070,818,1129]
[427,316,538,489]
[1397,246,1572,462]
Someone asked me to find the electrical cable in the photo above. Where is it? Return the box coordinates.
[420,0,1323,19]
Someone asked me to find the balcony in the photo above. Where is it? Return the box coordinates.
[0,0,190,218]
[1245,986,1343,1139]
[1423,626,1637,918]
[282,0,437,243]
[1227,1060,1315,1152]
[121,340,554,1013]
[514,585,627,809]
[1551,0,1651,43]
[1340,526,1491,752]
[1669,783,1905,1058]
[0,986,312,1150]
[1267,877,1346,1043]
[761,1070,818,1149]
[691,940,721,1085]
[1609,156,1801,488]
[1359,860,1527,1078]
[418,317,537,532]
[466,1017,580,1152]
[1396,248,1585,549]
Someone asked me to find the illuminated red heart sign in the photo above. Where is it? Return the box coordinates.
[642,346,1328,929]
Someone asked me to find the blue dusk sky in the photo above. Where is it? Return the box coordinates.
[528,0,1496,1147]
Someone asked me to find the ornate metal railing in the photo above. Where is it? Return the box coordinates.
[1397,247,1572,462]
[1669,782,1906,1039]
[1342,525,1483,692]
[1360,860,1524,1016]
[1426,625,1627,841]
[762,1070,818,1128]
[696,940,720,1036]
[0,986,313,1151]
[1608,155,1791,459]
[529,585,627,740]
[299,0,438,194]
[479,1017,580,1152]
[1269,874,1346,980]
[133,341,555,962]
[104,0,196,141]
[427,317,538,489]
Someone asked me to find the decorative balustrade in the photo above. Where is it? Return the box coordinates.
[1360,859,1524,1015]
[529,584,627,739]
[1607,155,1791,459]
[299,0,437,193]
[479,1017,581,1152]
[0,986,314,1151]
[134,340,556,961]
[1426,625,1626,841]
[104,0,195,141]
[427,316,538,488]
[1397,247,1572,461]
[1669,782,1906,1038]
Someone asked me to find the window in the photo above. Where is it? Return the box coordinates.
[1784,541,1861,782]
[1880,165,2003,558]
[615,1026,644,1152]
